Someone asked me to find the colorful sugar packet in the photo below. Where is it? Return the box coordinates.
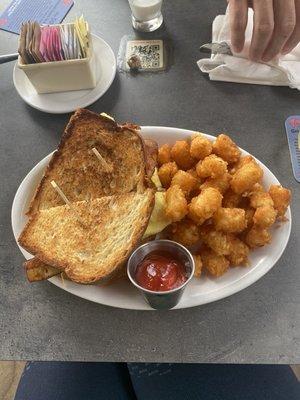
[18,16,90,64]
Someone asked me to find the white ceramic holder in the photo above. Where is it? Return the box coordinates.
[17,24,96,94]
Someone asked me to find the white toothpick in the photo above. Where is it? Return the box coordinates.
[92,147,113,172]
[51,180,71,206]
[51,180,86,227]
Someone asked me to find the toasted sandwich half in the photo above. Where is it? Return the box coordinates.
[20,109,156,283]
[19,190,154,284]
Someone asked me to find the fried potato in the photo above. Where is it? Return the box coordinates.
[196,154,228,179]
[222,189,241,208]
[171,140,195,170]
[199,227,232,255]
[244,207,255,228]
[158,144,172,165]
[230,155,254,174]
[245,226,271,248]
[190,135,212,160]
[231,160,263,194]
[188,188,223,225]
[168,219,200,246]
[171,170,199,195]
[269,185,291,218]
[251,183,264,193]
[186,168,200,181]
[157,132,291,280]
[201,247,229,277]
[200,172,231,194]
[213,207,246,233]
[193,254,203,278]
[165,184,188,222]
[227,236,249,266]
[212,134,241,164]
[249,191,274,209]
[253,206,277,228]
[158,161,178,188]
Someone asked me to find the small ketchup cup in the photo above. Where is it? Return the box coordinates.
[127,240,195,310]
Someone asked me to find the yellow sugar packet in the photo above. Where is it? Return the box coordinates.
[74,16,89,58]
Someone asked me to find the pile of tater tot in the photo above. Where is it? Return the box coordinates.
[157,133,291,278]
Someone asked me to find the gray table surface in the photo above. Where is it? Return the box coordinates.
[0,0,299,363]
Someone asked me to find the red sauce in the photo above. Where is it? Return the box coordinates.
[135,251,188,292]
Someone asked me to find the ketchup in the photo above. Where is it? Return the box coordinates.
[135,251,188,292]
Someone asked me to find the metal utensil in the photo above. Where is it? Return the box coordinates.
[199,42,233,55]
[127,240,195,310]
[0,53,19,64]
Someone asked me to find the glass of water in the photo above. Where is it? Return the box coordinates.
[128,0,163,32]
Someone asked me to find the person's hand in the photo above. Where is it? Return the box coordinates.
[228,0,300,61]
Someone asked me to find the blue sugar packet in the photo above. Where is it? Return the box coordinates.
[285,116,300,183]
[0,0,74,35]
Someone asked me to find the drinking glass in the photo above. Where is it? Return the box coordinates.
[128,0,163,32]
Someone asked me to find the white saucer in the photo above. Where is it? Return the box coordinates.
[13,34,116,114]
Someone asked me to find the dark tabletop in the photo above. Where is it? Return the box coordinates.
[0,0,299,363]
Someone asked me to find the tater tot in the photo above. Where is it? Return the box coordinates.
[245,226,271,248]
[171,170,199,195]
[158,144,171,165]
[251,183,264,193]
[212,134,241,164]
[249,191,274,209]
[186,168,200,181]
[230,155,254,174]
[245,207,255,228]
[190,135,212,160]
[193,255,203,278]
[222,189,241,208]
[200,172,231,194]
[269,185,291,218]
[201,247,229,277]
[168,219,200,246]
[158,162,178,188]
[170,140,195,170]
[165,184,188,222]
[230,160,263,194]
[213,208,247,233]
[253,206,277,228]
[227,236,249,266]
[188,188,223,225]
[196,154,228,179]
[199,227,232,255]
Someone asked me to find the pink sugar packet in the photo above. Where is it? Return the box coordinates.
[39,27,51,62]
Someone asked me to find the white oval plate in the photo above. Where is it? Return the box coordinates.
[11,127,291,310]
[13,34,116,114]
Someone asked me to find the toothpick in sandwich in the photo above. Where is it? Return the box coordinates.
[92,147,113,173]
[50,180,86,227]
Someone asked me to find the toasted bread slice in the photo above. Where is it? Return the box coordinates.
[19,189,154,283]
[24,258,60,282]
[24,135,158,283]
[24,109,156,282]
[27,108,149,217]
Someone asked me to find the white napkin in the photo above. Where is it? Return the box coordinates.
[198,7,300,90]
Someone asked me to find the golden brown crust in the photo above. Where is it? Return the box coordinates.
[27,109,152,216]
[19,190,155,284]
[20,109,157,284]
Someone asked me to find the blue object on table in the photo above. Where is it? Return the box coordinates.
[285,116,300,183]
[0,0,74,35]
[15,362,300,400]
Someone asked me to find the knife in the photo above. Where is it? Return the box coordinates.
[199,42,233,56]
[0,53,19,64]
